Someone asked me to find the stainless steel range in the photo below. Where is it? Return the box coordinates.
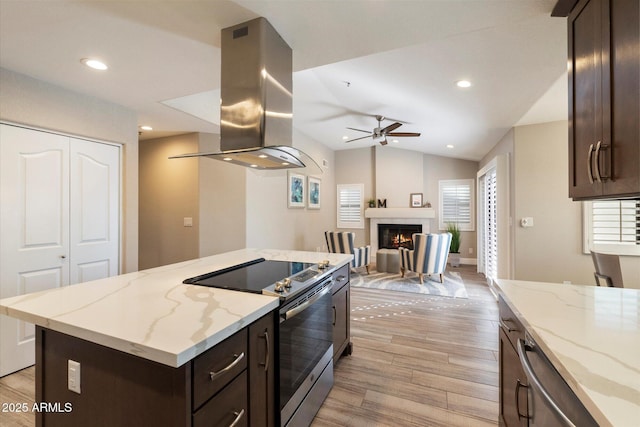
[184,258,335,426]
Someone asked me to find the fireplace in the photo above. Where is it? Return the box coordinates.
[378,224,422,250]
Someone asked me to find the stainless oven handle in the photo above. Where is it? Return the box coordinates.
[517,339,576,427]
[229,409,245,427]
[209,352,245,381]
[283,284,332,320]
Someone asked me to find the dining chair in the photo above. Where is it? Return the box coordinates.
[590,251,624,288]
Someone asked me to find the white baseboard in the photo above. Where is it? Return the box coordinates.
[460,257,477,265]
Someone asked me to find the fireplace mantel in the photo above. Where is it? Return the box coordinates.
[365,208,435,219]
[366,208,436,256]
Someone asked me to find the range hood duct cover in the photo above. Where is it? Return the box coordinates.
[171,17,320,173]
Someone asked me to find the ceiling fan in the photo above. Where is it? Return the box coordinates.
[345,115,421,145]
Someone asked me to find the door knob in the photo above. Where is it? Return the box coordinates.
[60,255,66,259]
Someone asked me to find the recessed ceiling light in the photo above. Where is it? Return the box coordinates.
[446,144,455,149]
[250,164,258,168]
[258,154,268,159]
[392,139,399,143]
[223,157,233,161]
[81,58,108,71]
[342,136,349,140]
[456,80,472,88]
[140,125,152,131]
[281,162,290,166]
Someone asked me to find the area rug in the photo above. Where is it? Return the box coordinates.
[350,270,469,299]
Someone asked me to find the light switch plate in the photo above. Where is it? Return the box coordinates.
[183,217,193,227]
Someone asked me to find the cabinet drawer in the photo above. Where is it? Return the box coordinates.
[193,328,248,410]
[498,295,525,350]
[193,370,248,427]
[331,263,349,293]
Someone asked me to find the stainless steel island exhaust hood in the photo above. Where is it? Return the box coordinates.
[171,17,320,173]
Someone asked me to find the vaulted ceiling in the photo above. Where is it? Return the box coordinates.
[0,0,568,161]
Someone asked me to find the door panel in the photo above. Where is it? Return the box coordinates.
[1,124,69,376]
[69,138,119,285]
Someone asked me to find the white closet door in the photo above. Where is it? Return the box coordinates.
[0,124,70,376]
[0,125,121,376]
[69,139,120,284]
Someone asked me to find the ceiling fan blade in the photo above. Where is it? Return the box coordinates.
[346,127,372,134]
[381,122,402,133]
[386,132,421,137]
[345,134,373,143]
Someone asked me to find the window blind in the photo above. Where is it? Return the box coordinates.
[485,169,498,281]
[439,179,474,231]
[337,184,364,229]
[592,199,640,245]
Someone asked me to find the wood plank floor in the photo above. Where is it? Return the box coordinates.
[312,265,499,427]
[0,265,498,427]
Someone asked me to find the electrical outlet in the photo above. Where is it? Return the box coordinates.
[468,247,473,255]
[68,360,81,394]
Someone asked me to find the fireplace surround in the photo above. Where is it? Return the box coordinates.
[365,207,435,255]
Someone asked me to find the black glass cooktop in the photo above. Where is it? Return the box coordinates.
[183,258,315,294]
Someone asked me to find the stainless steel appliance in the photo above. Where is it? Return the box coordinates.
[517,333,597,427]
[184,258,335,426]
[170,17,321,174]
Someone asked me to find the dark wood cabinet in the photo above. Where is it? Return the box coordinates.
[248,312,276,427]
[566,0,640,200]
[498,296,528,427]
[35,310,276,427]
[331,264,352,361]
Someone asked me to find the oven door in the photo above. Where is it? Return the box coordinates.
[279,277,333,425]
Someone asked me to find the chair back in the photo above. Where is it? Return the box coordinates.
[412,233,452,274]
[325,231,355,255]
[590,251,624,287]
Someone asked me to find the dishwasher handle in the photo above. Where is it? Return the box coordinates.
[517,339,576,427]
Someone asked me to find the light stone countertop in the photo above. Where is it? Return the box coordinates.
[495,279,640,427]
[0,248,353,368]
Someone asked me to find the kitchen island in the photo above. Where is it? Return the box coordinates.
[495,279,640,427]
[0,248,353,427]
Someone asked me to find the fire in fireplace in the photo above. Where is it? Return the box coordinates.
[378,224,422,250]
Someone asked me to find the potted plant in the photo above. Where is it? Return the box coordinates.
[368,198,376,208]
[446,222,461,267]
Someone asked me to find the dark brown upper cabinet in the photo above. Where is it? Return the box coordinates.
[560,0,639,200]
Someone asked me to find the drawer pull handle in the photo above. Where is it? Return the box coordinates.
[229,409,245,427]
[259,330,270,372]
[515,379,530,420]
[209,352,245,381]
[499,318,518,333]
[336,275,346,283]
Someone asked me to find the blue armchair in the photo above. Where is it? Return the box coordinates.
[399,233,452,283]
[325,231,370,274]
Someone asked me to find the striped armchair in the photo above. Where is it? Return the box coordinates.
[325,231,371,274]
[400,233,452,284]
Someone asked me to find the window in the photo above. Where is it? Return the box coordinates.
[478,169,497,280]
[439,179,474,231]
[584,199,640,256]
[337,184,364,229]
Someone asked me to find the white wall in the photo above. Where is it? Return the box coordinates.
[375,146,424,208]
[0,68,139,272]
[245,129,336,252]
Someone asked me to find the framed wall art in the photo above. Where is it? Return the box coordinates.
[410,192,423,208]
[308,177,321,209]
[287,171,305,208]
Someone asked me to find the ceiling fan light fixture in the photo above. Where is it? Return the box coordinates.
[456,80,472,88]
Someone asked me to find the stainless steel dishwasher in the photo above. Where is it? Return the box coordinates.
[516,332,598,427]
